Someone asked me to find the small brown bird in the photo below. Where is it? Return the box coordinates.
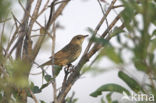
[39,35,88,67]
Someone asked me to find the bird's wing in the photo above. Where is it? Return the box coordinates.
[49,44,71,59]
[49,44,81,66]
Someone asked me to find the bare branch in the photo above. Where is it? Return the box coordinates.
[32,0,70,63]
[51,6,58,103]
[0,18,11,23]
[112,5,124,9]
[83,0,117,55]
[0,21,6,45]
[46,0,70,29]
[38,0,50,16]
[97,0,110,37]
[18,0,43,28]
[29,0,42,33]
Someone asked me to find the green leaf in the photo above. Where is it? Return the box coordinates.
[7,60,29,88]
[134,59,147,71]
[31,86,41,94]
[121,0,139,31]
[91,37,110,46]
[81,66,110,76]
[0,93,2,100]
[103,46,123,64]
[100,97,105,103]
[87,27,96,35]
[149,53,154,65]
[117,33,121,44]
[112,101,118,103]
[90,83,130,97]
[148,2,156,25]
[40,100,46,103]
[121,7,134,31]
[53,65,62,77]
[106,93,112,103]
[40,83,49,90]
[0,0,11,19]
[118,71,143,93]
[110,27,124,38]
[45,74,52,82]
[152,29,156,37]
[149,38,156,53]
[65,92,78,103]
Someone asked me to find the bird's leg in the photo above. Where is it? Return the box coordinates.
[62,66,70,87]
[64,65,70,74]
[64,64,75,74]
[68,64,75,73]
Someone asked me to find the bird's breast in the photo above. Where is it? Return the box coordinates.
[66,44,82,63]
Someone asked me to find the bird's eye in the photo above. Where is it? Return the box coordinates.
[77,37,80,40]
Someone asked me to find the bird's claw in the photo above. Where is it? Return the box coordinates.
[64,64,75,74]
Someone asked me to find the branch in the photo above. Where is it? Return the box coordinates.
[28,0,42,33]
[18,0,43,28]
[51,7,58,103]
[112,5,124,9]
[83,0,117,55]
[46,0,70,29]
[28,88,39,103]
[9,0,33,59]
[38,0,50,16]
[32,0,70,63]
[0,18,11,23]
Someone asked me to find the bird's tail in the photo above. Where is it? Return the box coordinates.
[38,61,62,77]
[38,60,51,68]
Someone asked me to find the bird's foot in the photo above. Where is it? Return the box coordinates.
[64,66,70,74]
[68,64,75,73]
[64,64,75,73]
[67,64,74,68]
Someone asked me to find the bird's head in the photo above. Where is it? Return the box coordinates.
[70,35,88,45]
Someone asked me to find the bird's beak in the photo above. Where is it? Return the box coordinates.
[83,35,88,38]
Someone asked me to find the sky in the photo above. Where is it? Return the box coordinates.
[11,0,145,103]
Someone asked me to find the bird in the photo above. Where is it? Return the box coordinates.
[39,35,88,68]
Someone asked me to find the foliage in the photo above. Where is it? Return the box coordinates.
[0,0,11,20]
[90,0,156,103]
[90,83,130,97]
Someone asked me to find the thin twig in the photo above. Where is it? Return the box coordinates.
[18,0,43,28]
[28,88,39,103]
[46,0,70,29]
[83,0,117,55]
[0,21,5,45]
[31,34,45,38]
[97,0,110,37]
[54,0,70,5]
[0,18,11,23]
[51,24,58,103]
[30,66,49,75]
[5,13,21,57]
[12,12,22,26]
[50,1,58,102]
[38,0,50,16]
[112,5,124,9]
[28,0,42,35]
